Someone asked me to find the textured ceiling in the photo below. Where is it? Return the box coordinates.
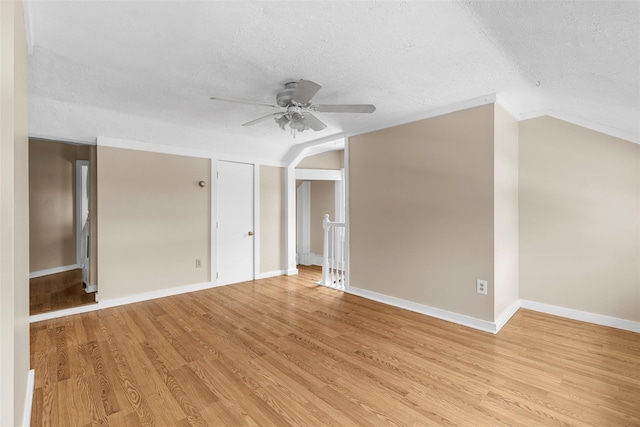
[28,1,639,164]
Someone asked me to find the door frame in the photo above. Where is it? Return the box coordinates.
[295,172,345,266]
[212,160,259,286]
[75,160,89,267]
[284,137,347,278]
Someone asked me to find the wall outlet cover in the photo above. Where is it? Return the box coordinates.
[476,279,488,295]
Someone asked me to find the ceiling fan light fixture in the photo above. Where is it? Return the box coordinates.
[276,115,289,130]
[288,113,304,132]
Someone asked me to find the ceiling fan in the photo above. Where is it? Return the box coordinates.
[210,79,376,137]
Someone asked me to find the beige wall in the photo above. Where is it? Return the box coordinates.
[0,0,30,424]
[29,139,80,271]
[97,147,210,302]
[350,104,496,321]
[519,116,640,322]
[493,105,519,318]
[260,166,285,273]
[297,150,344,169]
[310,181,335,255]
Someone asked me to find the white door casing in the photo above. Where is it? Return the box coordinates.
[75,160,90,285]
[294,169,345,267]
[217,161,255,285]
[296,181,311,265]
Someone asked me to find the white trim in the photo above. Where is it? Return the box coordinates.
[295,169,343,181]
[286,268,299,276]
[84,284,97,293]
[283,136,346,167]
[343,94,497,140]
[22,369,35,427]
[29,134,96,146]
[518,110,637,144]
[346,286,498,334]
[520,300,640,333]
[211,160,218,285]
[304,139,346,158]
[253,163,260,280]
[22,0,34,55]
[98,136,213,159]
[495,95,521,121]
[344,140,350,288]
[298,252,324,267]
[29,303,99,323]
[285,137,348,275]
[29,264,79,279]
[97,136,285,166]
[296,181,311,265]
[29,280,226,323]
[285,166,297,274]
[99,281,214,310]
[335,169,345,223]
[256,270,286,280]
[308,252,324,266]
[494,300,521,333]
[75,160,89,267]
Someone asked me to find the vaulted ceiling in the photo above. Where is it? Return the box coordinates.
[27,1,639,164]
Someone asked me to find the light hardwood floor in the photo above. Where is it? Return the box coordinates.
[30,269,96,316]
[30,266,640,426]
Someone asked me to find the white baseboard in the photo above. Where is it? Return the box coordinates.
[29,281,215,323]
[98,281,213,310]
[298,252,324,267]
[307,253,324,266]
[23,369,35,427]
[495,300,521,333]
[29,264,79,279]
[346,286,499,334]
[256,270,286,280]
[27,272,639,336]
[520,300,640,333]
[30,302,99,323]
[84,283,97,293]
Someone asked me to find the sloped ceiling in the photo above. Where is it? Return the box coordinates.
[27,1,639,164]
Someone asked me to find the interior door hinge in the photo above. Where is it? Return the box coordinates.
[216,272,219,279]
[217,172,219,179]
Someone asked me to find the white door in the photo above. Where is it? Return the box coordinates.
[217,161,254,285]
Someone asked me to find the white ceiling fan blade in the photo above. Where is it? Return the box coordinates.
[292,79,322,105]
[210,96,278,109]
[242,113,282,127]
[304,113,327,131]
[315,104,376,113]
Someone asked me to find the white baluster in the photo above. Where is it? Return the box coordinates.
[322,214,330,286]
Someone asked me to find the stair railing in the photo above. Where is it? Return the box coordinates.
[320,214,346,290]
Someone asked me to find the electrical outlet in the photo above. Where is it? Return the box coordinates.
[476,279,488,295]
[195,259,202,268]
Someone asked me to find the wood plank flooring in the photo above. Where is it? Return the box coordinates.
[30,269,96,316]
[30,266,640,426]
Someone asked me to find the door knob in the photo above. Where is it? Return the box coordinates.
[248,231,254,236]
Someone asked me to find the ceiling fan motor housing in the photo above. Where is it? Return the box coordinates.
[276,81,300,107]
